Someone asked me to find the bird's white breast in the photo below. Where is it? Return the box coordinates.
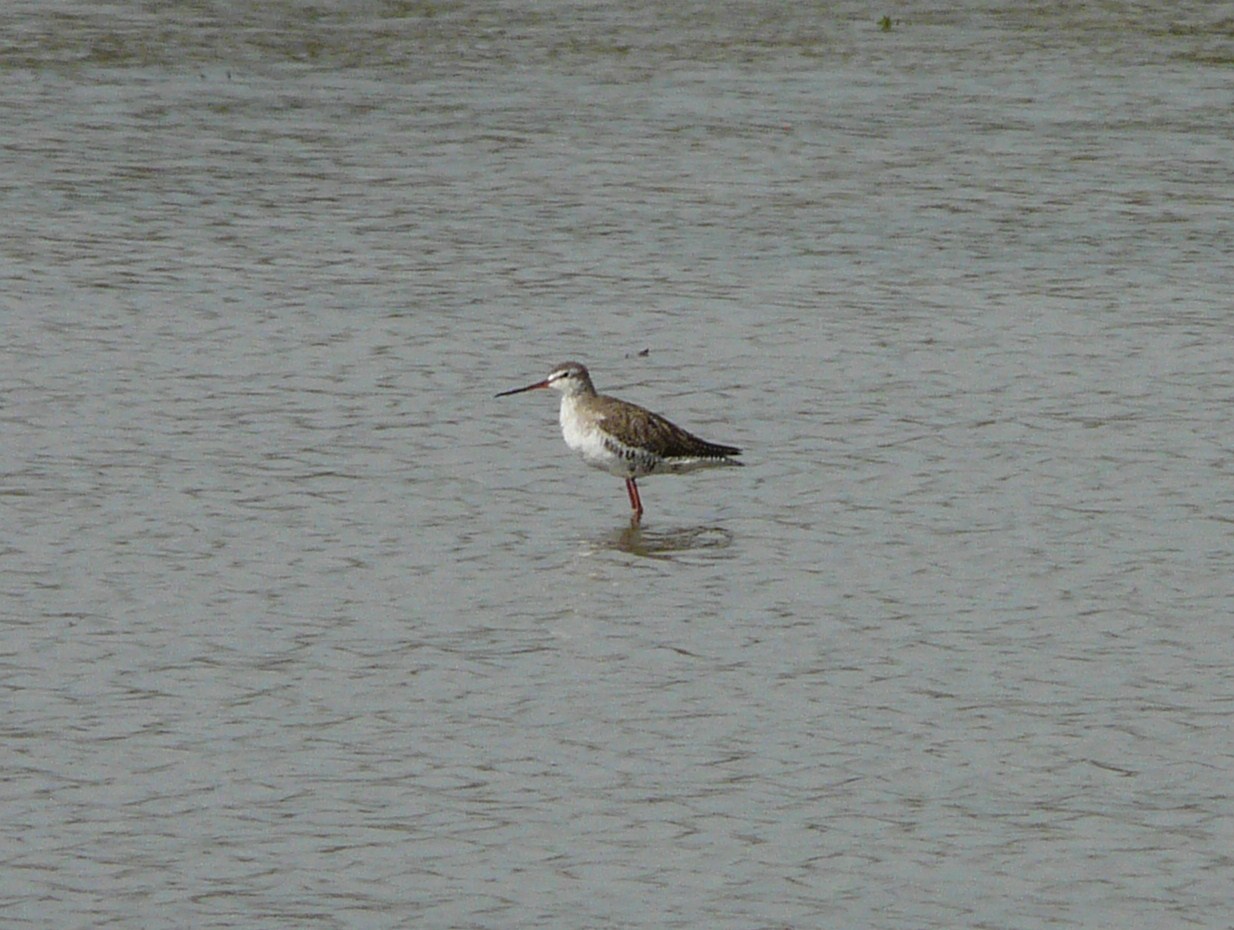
[559,396,624,475]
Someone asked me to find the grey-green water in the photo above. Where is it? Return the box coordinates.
[4,3,1233,928]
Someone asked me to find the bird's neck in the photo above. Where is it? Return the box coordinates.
[559,392,594,427]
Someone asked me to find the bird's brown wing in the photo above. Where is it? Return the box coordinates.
[592,395,741,461]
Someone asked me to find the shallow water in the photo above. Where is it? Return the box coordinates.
[4,2,1233,928]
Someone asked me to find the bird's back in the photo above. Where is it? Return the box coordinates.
[586,394,741,472]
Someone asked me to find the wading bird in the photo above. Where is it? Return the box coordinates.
[496,361,742,522]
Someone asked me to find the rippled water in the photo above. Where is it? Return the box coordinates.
[4,2,1234,928]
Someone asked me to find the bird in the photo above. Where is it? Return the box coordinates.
[495,361,742,522]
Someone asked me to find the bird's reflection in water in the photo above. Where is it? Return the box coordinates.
[601,521,735,559]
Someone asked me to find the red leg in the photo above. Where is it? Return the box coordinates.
[625,477,644,521]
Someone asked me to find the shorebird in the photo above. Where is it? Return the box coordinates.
[496,361,742,522]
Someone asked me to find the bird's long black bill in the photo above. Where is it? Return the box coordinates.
[495,380,549,398]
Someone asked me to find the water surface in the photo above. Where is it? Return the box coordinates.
[3,3,1233,928]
